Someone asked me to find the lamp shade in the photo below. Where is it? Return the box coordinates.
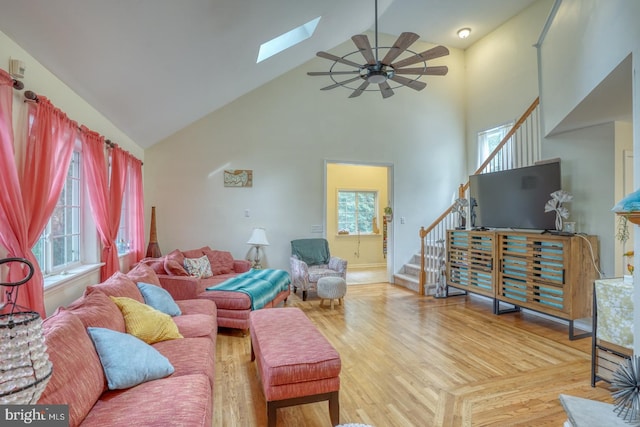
[0,258,53,404]
[247,228,269,246]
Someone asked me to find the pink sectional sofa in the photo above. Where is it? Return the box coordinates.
[140,246,290,331]
[38,263,216,427]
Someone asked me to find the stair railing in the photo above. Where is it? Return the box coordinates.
[418,97,541,295]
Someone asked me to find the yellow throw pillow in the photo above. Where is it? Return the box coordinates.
[110,296,183,344]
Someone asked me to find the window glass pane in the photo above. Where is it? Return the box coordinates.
[33,151,81,274]
[338,190,377,234]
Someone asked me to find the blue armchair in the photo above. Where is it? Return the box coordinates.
[290,238,347,301]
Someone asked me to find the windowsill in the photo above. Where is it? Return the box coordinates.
[44,263,104,291]
[335,233,382,237]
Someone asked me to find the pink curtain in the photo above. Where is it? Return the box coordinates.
[81,128,127,280]
[0,70,77,316]
[128,155,145,262]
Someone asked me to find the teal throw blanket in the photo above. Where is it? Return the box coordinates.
[206,269,291,310]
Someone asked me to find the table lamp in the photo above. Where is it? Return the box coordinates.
[247,228,269,269]
[0,257,53,404]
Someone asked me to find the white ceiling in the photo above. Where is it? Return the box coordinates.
[0,0,538,148]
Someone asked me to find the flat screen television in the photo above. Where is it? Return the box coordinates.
[469,161,561,230]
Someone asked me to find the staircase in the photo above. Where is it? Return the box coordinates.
[394,98,541,295]
[394,239,444,294]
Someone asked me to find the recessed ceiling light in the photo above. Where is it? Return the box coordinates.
[257,16,321,63]
[457,28,471,39]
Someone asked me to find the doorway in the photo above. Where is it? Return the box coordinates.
[324,161,393,284]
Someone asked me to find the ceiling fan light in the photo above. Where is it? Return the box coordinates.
[457,28,471,39]
[367,71,387,84]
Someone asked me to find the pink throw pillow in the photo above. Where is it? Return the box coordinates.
[137,257,167,275]
[166,249,185,264]
[64,291,126,333]
[126,263,162,287]
[164,258,189,276]
[204,250,235,275]
[181,246,209,259]
[86,272,144,302]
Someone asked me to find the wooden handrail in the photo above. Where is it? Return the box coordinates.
[418,97,540,295]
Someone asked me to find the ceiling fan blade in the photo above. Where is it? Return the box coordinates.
[322,76,363,91]
[389,75,427,91]
[379,81,394,98]
[394,66,448,76]
[308,71,361,76]
[351,35,376,65]
[391,45,450,69]
[349,81,370,98]
[316,51,363,69]
[381,32,420,65]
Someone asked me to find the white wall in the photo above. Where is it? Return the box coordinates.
[540,0,640,354]
[465,0,554,174]
[614,121,634,277]
[540,0,640,137]
[542,123,615,275]
[144,33,466,274]
[0,30,143,159]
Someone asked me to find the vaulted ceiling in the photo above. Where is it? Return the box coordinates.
[0,0,538,148]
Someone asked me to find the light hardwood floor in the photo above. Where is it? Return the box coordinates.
[214,283,614,426]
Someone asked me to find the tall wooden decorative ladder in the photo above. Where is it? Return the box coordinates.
[394,98,542,295]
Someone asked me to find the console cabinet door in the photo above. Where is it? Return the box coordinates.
[497,234,569,318]
[446,230,496,298]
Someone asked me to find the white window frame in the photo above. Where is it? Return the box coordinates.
[477,122,514,172]
[33,149,82,276]
[337,190,378,235]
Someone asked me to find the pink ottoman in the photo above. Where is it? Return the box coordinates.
[250,307,341,427]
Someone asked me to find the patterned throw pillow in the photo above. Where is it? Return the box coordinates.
[183,255,213,278]
[110,296,183,344]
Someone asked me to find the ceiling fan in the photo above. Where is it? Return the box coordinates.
[308,0,449,98]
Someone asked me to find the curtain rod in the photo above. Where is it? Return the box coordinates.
[13,80,141,163]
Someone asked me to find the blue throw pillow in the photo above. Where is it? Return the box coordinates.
[136,282,182,316]
[87,327,175,390]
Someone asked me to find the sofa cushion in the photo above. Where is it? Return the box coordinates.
[175,299,217,317]
[38,310,105,427]
[137,282,182,316]
[87,327,175,390]
[181,246,210,259]
[86,272,144,303]
[127,262,162,287]
[64,290,126,333]
[198,289,252,310]
[183,255,213,278]
[110,296,183,344]
[80,374,212,427]
[204,249,235,275]
[172,313,216,340]
[153,337,215,386]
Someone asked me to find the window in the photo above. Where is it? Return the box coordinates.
[337,190,377,234]
[477,122,513,172]
[116,181,130,255]
[32,151,82,274]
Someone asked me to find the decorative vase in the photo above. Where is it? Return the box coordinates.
[145,206,162,258]
[555,214,563,232]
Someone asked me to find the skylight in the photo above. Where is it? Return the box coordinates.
[257,16,321,63]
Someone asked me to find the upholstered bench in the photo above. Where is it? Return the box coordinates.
[249,307,341,427]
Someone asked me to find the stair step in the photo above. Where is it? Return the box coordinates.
[393,273,419,293]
